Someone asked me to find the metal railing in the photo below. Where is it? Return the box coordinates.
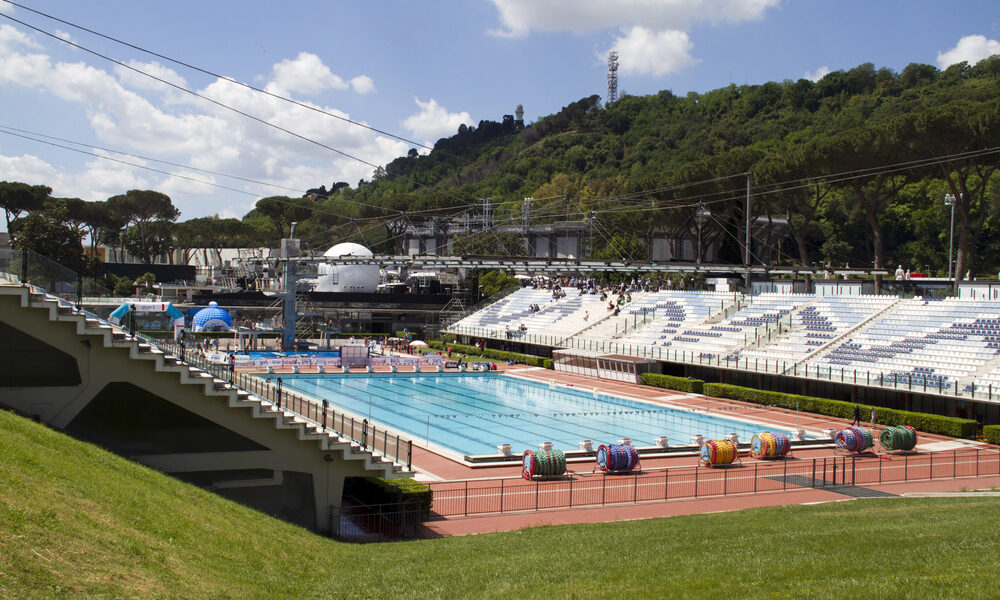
[336,499,426,542]
[426,447,1000,517]
[140,336,414,470]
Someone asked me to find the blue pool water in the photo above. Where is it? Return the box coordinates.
[278,373,808,457]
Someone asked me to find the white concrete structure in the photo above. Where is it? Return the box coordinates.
[315,243,380,293]
[0,282,407,535]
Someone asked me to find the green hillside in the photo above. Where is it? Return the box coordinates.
[2,407,999,599]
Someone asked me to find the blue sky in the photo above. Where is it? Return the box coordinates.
[0,0,998,228]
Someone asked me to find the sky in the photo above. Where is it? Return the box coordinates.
[1,0,998,230]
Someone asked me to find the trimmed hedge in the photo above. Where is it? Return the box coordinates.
[985,425,1000,445]
[641,372,704,394]
[348,477,432,519]
[431,341,552,369]
[703,383,977,438]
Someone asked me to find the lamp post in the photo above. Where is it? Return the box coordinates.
[695,202,711,264]
[944,193,956,284]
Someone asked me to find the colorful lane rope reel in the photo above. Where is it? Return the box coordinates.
[596,443,640,473]
[834,427,875,453]
[879,425,917,451]
[522,449,567,479]
[750,432,791,460]
[699,439,739,467]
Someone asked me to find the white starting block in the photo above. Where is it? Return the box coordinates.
[691,434,704,446]
[617,437,632,446]
[655,435,670,448]
[726,433,739,444]
[497,443,513,456]
[793,429,806,441]
[538,441,553,451]
[823,428,837,440]
[579,439,593,451]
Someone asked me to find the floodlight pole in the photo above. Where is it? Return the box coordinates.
[944,193,956,286]
[744,173,752,289]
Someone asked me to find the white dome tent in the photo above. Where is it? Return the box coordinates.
[315,242,380,293]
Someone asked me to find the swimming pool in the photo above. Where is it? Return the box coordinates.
[278,373,809,457]
[246,350,342,359]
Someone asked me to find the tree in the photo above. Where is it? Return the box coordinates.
[452,231,528,257]
[896,100,1000,278]
[478,270,520,297]
[10,200,86,273]
[247,196,314,244]
[107,190,180,264]
[0,181,50,242]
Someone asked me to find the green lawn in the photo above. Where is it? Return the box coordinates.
[1,408,998,599]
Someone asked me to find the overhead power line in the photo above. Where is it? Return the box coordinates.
[0,8,475,209]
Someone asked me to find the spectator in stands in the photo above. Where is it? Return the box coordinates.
[851,404,861,426]
[583,311,589,321]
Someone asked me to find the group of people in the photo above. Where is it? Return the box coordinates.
[850,404,879,428]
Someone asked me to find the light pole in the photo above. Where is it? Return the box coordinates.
[695,202,711,264]
[944,193,956,283]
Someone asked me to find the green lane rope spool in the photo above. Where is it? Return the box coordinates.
[522,449,567,479]
[700,439,738,467]
[879,425,917,451]
[750,432,791,460]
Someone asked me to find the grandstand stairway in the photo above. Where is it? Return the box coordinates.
[1,281,408,535]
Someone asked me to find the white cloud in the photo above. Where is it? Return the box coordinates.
[0,23,38,52]
[114,59,189,92]
[401,97,473,141]
[937,34,1000,69]
[350,75,375,94]
[611,26,699,76]
[271,51,347,95]
[0,36,411,221]
[54,29,75,44]
[804,65,830,82]
[488,0,780,37]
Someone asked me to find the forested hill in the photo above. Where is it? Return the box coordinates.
[8,58,999,281]
[302,58,1000,277]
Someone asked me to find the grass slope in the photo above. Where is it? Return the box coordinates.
[1,408,998,599]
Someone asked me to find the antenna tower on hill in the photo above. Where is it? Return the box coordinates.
[607,49,619,103]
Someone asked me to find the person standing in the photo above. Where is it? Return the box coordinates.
[851,404,861,427]
[870,406,878,428]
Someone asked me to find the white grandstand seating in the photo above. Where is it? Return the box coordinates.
[806,297,1000,389]
[615,291,736,354]
[447,290,1000,397]
[735,295,897,366]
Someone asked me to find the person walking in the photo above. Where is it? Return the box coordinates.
[870,406,878,428]
[851,404,861,427]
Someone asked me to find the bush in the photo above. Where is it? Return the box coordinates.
[703,383,977,438]
[435,341,550,368]
[347,477,432,519]
[641,372,704,394]
[985,425,1000,445]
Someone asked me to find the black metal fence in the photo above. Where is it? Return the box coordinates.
[144,337,414,470]
[427,447,1000,517]
[336,499,426,542]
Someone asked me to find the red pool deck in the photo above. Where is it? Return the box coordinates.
[253,360,1000,537]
